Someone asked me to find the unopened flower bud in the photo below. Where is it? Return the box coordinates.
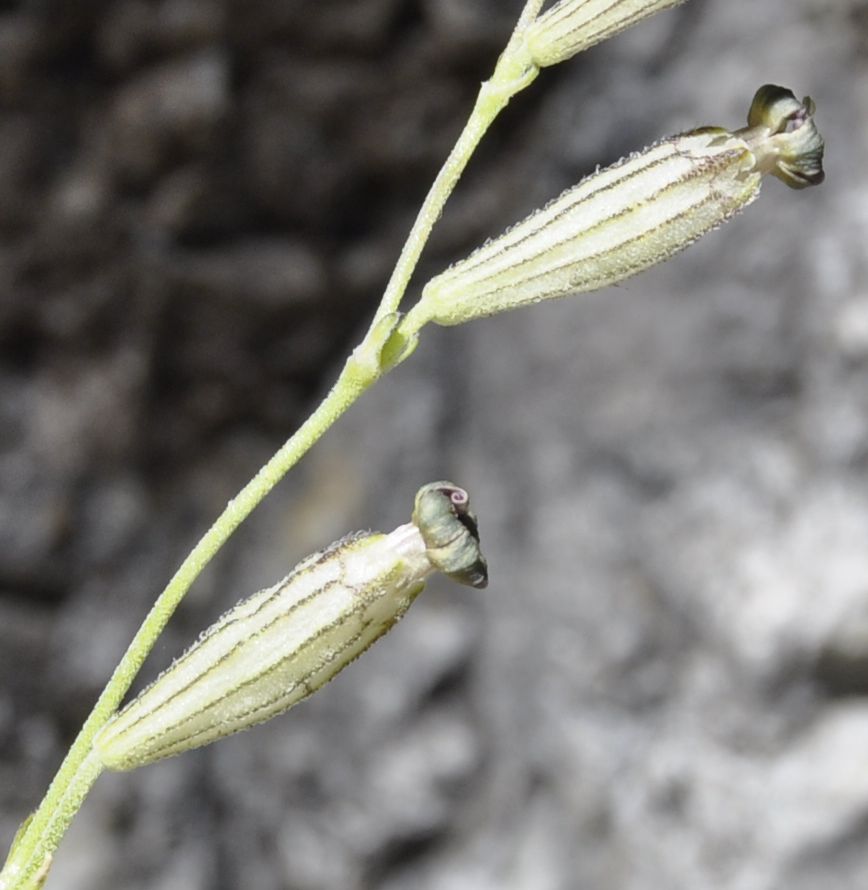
[410,85,824,328]
[526,0,687,67]
[94,482,486,771]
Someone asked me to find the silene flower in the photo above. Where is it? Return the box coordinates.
[94,482,487,771]
[408,85,824,330]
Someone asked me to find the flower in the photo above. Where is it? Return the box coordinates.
[410,85,824,328]
[94,482,486,771]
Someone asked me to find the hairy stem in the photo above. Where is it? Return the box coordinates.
[368,7,540,355]
[0,3,546,887]
[1,359,374,889]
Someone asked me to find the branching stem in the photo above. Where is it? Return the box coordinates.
[0,3,543,887]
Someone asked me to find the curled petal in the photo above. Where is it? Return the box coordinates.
[740,84,825,189]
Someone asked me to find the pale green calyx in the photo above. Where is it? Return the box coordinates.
[408,84,824,329]
[525,0,687,67]
[92,482,486,771]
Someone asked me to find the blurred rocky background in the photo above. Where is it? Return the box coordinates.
[1,0,866,888]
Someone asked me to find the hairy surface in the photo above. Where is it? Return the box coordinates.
[0,1,864,889]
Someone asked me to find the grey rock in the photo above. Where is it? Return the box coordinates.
[0,1,864,889]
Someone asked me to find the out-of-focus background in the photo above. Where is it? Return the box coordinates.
[1,0,866,887]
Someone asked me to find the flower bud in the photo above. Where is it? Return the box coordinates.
[94,482,486,771]
[411,85,824,328]
[526,0,687,67]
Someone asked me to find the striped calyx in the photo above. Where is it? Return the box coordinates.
[410,84,824,328]
[93,482,486,771]
[526,0,687,67]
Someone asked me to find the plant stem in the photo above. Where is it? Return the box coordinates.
[0,753,104,890]
[0,3,545,886]
[368,8,540,360]
[1,359,375,889]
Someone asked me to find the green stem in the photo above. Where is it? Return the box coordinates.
[1,358,375,889]
[367,12,540,361]
[0,4,545,887]
[1,753,104,890]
